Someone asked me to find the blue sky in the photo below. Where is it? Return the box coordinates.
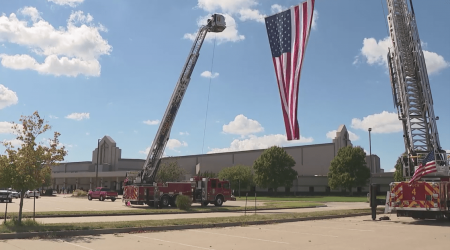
[0,0,449,172]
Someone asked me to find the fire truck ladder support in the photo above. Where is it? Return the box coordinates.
[131,15,226,185]
[386,0,448,177]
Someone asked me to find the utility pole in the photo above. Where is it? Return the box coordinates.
[368,128,372,186]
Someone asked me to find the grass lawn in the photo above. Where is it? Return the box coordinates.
[0,208,377,233]
[236,196,386,202]
[0,201,323,219]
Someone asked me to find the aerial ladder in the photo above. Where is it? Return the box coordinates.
[386,0,449,176]
[126,14,226,185]
[370,0,449,220]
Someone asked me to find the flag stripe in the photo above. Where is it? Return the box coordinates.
[264,0,315,141]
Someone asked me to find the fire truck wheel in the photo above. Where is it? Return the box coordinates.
[202,201,209,206]
[160,196,170,208]
[88,195,92,201]
[214,196,223,207]
[111,198,116,202]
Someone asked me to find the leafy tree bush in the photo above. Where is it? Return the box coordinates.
[0,111,67,223]
[73,189,88,197]
[394,156,405,182]
[218,165,253,191]
[328,146,370,195]
[155,159,185,182]
[197,171,218,178]
[175,195,192,210]
[253,146,297,192]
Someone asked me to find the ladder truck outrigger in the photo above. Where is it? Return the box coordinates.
[371,0,450,220]
[122,14,235,208]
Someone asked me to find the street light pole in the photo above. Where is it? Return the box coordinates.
[368,128,372,186]
[95,138,101,189]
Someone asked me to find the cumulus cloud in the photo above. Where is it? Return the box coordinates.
[271,4,284,14]
[0,8,111,77]
[422,50,450,74]
[357,37,449,74]
[48,0,84,7]
[166,139,188,150]
[223,114,264,136]
[197,0,258,14]
[351,111,402,134]
[184,14,244,44]
[0,122,16,134]
[0,85,18,109]
[312,10,318,30]
[239,8,265,23]
[143,120,159,125]
[200,71,219,78]
[326,129,360,141]
[65,112,90,121]
[140,139,188,154]
[179,131,189,136]
[2,139,23,148]
[208,134,313,153]
[49,115,58,119]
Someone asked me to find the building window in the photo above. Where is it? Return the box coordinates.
[309,186,314,193]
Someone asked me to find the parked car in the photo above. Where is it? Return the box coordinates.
[88,187,118,201]
[24,190,40,198]
[10,190,20,198]
[0,190,12,203]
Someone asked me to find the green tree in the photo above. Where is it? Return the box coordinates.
[218,165,253,191]
[155,159,185,182]
[0,111,67,222]
[197,171,218,178]
[328,146,370,195]
[393,156,405,182]
[253,146,297,192]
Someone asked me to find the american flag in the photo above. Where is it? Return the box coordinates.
[264,0,315,140]
[409,151,437,184]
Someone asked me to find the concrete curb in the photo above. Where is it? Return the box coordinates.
[0,205,327,219]
[0,211,381,240]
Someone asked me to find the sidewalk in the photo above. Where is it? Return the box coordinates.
[35,202,369,224]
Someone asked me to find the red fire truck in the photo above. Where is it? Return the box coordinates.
[122,15,235,208]
[123,176,235,207]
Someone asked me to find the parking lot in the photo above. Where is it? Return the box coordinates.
[1,215,449,250]
[0,195,265,214]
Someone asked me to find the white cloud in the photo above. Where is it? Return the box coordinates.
[179,131,190,136]
[351,111,402,134]
[48,0,84,7]
[360,37,391,66]
[166,139,188,150]
[423,50,449,74]
[140,139,188,154]
[197,0,258,14]
[2,139,23,148]
[184,14,245,44]
[0,8,111,77]
[326,129,359,141]
[239,8,265,23]
[271,4,284,14]
[358,37,449,74]
[143,120,160,125]
[388,168,396,172]
[0,84,18,109]
[223,114,264,136]
[311,10,318,30]
[208,134,313,153]
[200,71,219,78]
[65,112,89,121]
[49,115,58,119]
[0,122,15,134]
[20,6,41,22]
[86,132,89,135]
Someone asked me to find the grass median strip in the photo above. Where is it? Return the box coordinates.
[0,208,377,233]
[1,202,323,219]
[236,196,386,202]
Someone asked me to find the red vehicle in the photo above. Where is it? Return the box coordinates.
[88,187,118,202]
[389,181,450,219]
[123,176,235,207]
